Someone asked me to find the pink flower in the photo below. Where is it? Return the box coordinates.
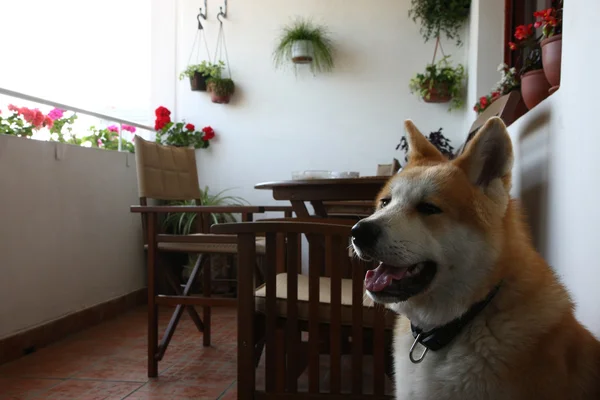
[47,108,65,121]
[107,125,119,133]
[97,139,104,147]
[121,124,136,133]
[7,104,19,112]
[32,109,45,128]
[20,107,35,123]
[44,116,54,129]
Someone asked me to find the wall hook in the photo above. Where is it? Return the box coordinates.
[197,0,207,29]
[216,0,227,22]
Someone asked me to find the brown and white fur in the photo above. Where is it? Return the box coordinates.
[352,117,600,400]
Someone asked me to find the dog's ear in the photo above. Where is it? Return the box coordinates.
[454,117,513,188]
[404,120,445,162]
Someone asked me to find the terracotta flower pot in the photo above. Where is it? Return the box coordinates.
[190,72,209,91]
[423,83,451,103]
[210,92,231,104]
[541,34,562,91]
[520,70,551,110]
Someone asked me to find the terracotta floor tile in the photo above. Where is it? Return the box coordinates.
[126,381,229,399]
[0,377,62,399]
[28,380,143,400]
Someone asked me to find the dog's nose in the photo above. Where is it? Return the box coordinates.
[351,221,381,248]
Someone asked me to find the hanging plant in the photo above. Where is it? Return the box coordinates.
[179,61,225,91]
[396,127,455,165]
[273,17,334,74]
[408,0,471,46]
[207,78,235,104]
[409,55,466,111]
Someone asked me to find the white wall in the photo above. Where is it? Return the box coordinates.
[0,136,145,339]
[463,0,505,133]
[508,1,600,337]
[153,0,470,205]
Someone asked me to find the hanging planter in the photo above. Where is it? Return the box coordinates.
[179,61,225,91]
[208,78,235,104]
[409,51,465,111]
[408,0,472,46]
[273,17,334,74]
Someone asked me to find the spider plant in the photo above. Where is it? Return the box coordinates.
[162,186,249,235]
[273,17,334,74]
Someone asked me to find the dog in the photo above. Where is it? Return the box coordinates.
[351,117,600,400]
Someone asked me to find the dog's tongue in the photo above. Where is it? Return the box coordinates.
[365,263,408,292]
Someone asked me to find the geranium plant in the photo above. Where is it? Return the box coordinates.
[508,23,543,75]
[534,4,562,39]
[409,55,466,111]
[84,124,136,153]
[473,63,519,114]
[0,105,54,137]
[154,106,215,149]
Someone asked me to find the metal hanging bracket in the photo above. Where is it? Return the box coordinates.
[197,0,207,29]
[217,0,227,22]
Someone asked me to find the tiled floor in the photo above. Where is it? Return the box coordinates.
[0,307,238,400]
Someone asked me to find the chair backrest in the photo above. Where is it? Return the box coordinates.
[213,220,393,399]
[133,135,202,201]
[455,90,525,157]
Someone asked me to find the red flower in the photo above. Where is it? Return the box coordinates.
[479,96,489,108]
[508,42,517,50]
[155,106,171,119]
[534,21,542,28]
[514,24,533,40]
[185,123,195,131]
[491,91,501,101]
[32,110,45,128]
[154,116,170,131]
[202,126,215,141]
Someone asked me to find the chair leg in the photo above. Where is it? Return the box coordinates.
[203,255,212,347]
[147,214,159,378]
[254,312,266,368]
[163,263,204,332]
[156,254,207,361]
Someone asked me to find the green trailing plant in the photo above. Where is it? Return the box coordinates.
[178,60,225,80]
[207,78,235,97]
[273,17,334,74]
[409,55,466,111]
[408,0,471,45]
[161,187,249,236]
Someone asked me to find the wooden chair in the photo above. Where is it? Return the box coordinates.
[131,135,292,377]
[212,219,396,399]
[455,90,527,156]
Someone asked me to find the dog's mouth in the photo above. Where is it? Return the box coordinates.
[365,261,437,303]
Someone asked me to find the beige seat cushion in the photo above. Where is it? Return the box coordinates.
[255,273,396,329]
[146,236,266,254]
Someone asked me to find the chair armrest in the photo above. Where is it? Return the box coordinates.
[130,205,265,214]
[258,205,294,213]
[158,233,238,244]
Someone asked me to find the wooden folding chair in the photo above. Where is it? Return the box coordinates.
[130,136,292,377]
[212,219,396,399]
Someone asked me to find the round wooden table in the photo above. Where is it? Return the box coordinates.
[255,176,389,218]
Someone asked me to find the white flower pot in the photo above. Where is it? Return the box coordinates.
[291,40,314,64]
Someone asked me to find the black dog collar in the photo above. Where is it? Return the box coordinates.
[409,283,502,363]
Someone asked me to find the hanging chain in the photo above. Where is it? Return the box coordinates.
[213,21,232,78]
[187,25,212,66]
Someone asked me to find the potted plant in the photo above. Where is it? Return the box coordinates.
[154,106,215,148]
[408,0,472,45]
[409,55,466,111]
[273,17,334,74]
[536,1,563,92]
[396,127,454,166]
[508,24,550,110]
[207,78,235,104]
[178,60,225,92]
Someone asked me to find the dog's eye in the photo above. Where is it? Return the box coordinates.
[416,202,442,215]
[379,198,391,208]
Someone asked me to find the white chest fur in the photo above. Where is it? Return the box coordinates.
[393,321,514,400]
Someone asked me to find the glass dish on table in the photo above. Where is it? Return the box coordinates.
[291,170,360,180]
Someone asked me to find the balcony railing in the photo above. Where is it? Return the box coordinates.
[0,86,154,151]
